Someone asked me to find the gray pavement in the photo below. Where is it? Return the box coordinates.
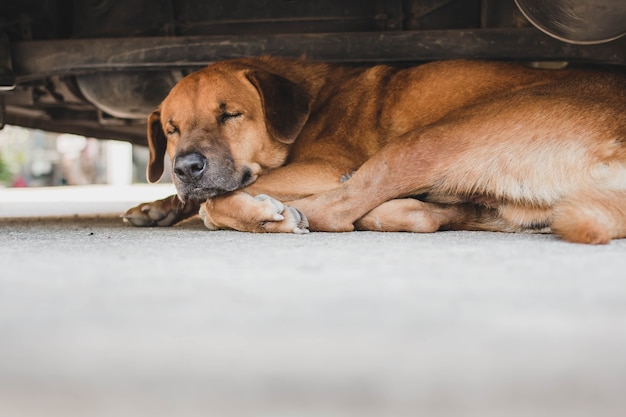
[1,185,626,417]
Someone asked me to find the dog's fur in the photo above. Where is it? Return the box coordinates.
[124,56,626,244]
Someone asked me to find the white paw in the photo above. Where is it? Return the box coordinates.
[255,194,309,234]
[198,204,219,231]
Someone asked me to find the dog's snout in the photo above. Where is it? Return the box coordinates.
[174,153,207,181]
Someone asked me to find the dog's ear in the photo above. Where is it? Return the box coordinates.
[245,70,311,144]
[147,110,167,183]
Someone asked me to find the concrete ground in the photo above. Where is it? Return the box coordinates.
[1,185,626,417]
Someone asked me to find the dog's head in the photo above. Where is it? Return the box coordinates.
[146,60,311,201]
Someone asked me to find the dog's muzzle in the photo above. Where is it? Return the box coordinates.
[172,152,256,201]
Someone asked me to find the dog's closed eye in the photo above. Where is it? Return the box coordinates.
[219,111,243,124]
[165,118,179,135]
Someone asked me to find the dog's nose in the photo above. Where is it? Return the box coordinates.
[174,153,207,181]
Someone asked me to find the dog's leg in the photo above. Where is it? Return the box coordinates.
[196,161,349,232]
[123,195,201,227]
[198,192,309,233]
[288,135,443,232]
[552,189,626,244]
[354,199,522,233]
[355,199,472,232]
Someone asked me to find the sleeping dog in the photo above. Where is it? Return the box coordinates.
[124,57,626,244]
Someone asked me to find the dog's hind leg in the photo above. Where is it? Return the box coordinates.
[353,199,502,232]
[354,199,466,232]
[287,135,444,232]
[354,198,539,233]
[551,189,626,244]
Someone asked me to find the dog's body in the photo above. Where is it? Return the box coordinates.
[124,56,626,243]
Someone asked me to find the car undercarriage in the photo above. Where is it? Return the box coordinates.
[1,0,625,145]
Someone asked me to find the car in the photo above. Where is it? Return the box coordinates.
[1,0,625,146]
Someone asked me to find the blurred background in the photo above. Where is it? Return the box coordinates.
[0,124,160,188]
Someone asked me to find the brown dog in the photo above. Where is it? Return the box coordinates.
[123,56,626,244]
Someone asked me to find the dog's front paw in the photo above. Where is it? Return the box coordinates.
[198,203,220,231]
[123,202,180,227]
[123,195,196,227]
[254,194,309,234]
[199,193,309,233]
